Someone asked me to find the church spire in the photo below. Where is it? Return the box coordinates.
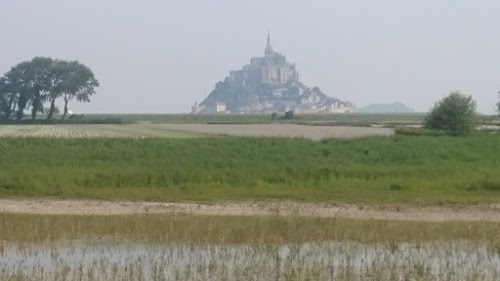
[265,30,273,56]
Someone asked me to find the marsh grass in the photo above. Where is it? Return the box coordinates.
[1,214,500,280]
[3,241,500,281]
[0,135,499,205]
[2,214,500,245]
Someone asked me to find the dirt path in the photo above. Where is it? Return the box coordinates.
[1,199,500,222]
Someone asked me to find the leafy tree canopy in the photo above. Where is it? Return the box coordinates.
[0,57,99,121]
[424,91,476,135]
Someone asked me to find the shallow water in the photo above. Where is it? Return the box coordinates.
[1,241,499,280]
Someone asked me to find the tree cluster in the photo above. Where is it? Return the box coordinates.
[0,57,99,121]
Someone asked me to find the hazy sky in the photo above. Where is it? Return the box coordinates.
[1,1,499,114]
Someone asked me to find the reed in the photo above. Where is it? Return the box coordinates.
[1,214,500,281]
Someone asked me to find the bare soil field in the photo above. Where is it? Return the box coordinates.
[0,124,394,140]
[1,199,500,222]
[0,124,199,138]
[150,124,394,140]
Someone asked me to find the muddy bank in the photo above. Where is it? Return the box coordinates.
[1,199,500,222]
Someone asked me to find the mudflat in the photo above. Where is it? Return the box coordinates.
[1,199,500,222]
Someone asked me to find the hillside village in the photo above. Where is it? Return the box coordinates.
[192,33,354,114]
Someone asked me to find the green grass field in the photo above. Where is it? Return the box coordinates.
[0,134,499,205]
[82,113,498,126]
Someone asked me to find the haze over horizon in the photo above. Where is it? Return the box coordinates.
[1,1,499,114]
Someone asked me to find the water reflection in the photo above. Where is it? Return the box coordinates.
[1,241,499,280]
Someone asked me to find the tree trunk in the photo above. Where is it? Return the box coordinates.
[16,109,24,120]
[1,96,15,121]
[16,92,29,121]
[31,106,37,121]
[31,90,41,121]
[0,109,8,121]
[6,96,15,120]
[46,99,56,120]
[61,95,69,120]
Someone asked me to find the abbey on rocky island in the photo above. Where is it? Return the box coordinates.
[192,32,353,114]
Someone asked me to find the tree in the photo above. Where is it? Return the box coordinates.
[283,110,295,120]
[59,61,99,120]
[497,91,500,115]
[0,60,33,120]
[46,60,68,120]
[24,57,54,120]
[2,57,54,121]
[0,77,17,121]
[424,91,476,134]
[0,57,99,121]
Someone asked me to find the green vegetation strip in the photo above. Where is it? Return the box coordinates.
[0,135,499,205]
[81,113,499,125]
[1,214,500,245]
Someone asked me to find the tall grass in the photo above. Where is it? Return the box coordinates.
[2,214,500,245]
[1,214,500,280]
[0,135,499,204]
[4,241,500,281]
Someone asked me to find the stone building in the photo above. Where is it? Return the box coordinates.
[229,32,298,86]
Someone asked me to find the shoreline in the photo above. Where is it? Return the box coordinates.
[1,199,500,222]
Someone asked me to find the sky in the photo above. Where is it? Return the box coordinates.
[1,1,499,114]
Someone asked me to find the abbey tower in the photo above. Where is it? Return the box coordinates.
[228,32,298,86]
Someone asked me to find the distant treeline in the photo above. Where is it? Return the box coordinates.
[0,117,128,125]
[0,57,99,121]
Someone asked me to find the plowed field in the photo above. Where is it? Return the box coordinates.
[0,124,393,140]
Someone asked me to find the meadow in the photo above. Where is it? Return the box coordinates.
[0,134,499,205]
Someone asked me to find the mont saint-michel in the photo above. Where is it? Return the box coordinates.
[192,33,354,114]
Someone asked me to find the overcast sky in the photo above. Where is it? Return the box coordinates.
[1,1,499,114]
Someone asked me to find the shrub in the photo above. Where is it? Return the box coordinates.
[394,127,435,136]
[424,91,476,135]
[283,110,295,120]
